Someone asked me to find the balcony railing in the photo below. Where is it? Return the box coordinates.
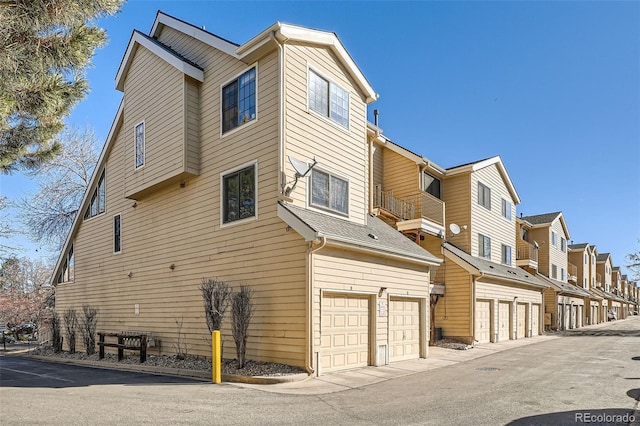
[516,240,538,263]
[373,187,445,226]
[568,262,578,282]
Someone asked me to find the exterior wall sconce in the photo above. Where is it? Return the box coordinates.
[127,271,133,278]
[378,287,387,297]
[169,264,175,270]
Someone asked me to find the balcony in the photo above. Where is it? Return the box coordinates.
[373,187,445,237]
[568,262,578,283]
[516,240,538,270]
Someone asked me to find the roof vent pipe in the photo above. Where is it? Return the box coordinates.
[374,109,379,127]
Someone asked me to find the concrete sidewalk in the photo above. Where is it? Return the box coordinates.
[234,333,563,395]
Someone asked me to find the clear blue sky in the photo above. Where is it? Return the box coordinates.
[2,1,639,279]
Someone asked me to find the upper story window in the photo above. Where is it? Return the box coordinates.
[583,277,587,289]
[135,122,145,168]
[501,199,511,220]
[84,170,106,220]
[560,237,566,252]
[501,244,512,265]
[308,69,349,128]
[422,172,441,199]
[592,254,595,265]
[477,182,491,210]
[310,168,348,215]
[113,214,121,254]
[561,267,566,281]
[222,67,256,134]
[551,231,558,247]
[552,264,558,279]
[584,253,588,264]
[478,234,491,259]
[222,163,256,224]
[57,243,74,283]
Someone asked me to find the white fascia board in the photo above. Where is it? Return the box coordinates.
[557,213,571,240]
[453,155,520,205]
[276,24,378,103]
[151,12,238,58]
[116,32,204,91]
[442,247,480,275]
[51,101,124,285]
[277,203,318,242]
[327,238,441,267]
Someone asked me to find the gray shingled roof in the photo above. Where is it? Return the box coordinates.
[133,30,204,70]
[442,243,548,289]
[596,253,610,262]
[279,202,441,264]
[568,243,589,250]
[520,212,562,225]
[536,274,593,298]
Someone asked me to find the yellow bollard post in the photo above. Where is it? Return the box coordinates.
[212,330,221,384]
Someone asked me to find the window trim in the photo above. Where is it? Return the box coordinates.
[219,160,258,228]
[422,171,441,199]
[134,121,145,170]
[560,237,566,253]
[478,233,491,259]
[220,64,258,137]
[477,182,491,210]
[551,231,558,247]
[58,242,75,283]
[84,169,106,221]
[308,166,350,217]
[113,213,122,254]
[552,264,558,279]
[501,244,512,265]
[307,66,351,131]
[501,198,512,221]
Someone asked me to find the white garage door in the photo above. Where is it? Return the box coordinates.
[498,302,510,341]
[475,300,491,344]
[389,298,421,362]
[321,294,370,372]
[516,303,526,338]
[531,304,540,336]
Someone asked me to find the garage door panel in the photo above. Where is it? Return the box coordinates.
[321,294,370,372]
[390,298,421,362]
[498,302,510,341]
[475,300,491,344]
[531,304,540,336]
[517,303,526,338]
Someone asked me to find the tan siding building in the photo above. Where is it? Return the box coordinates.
[52,12,442,376]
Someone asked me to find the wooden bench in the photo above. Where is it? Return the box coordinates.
[98,332,147,363]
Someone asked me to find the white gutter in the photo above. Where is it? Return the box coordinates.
[271,31,287,196]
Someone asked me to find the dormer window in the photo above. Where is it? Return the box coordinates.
[308,69,349,128]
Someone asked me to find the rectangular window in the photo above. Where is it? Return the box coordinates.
[584,253,588,264]
[222,67,256,133]
[310,169,349,215]
[114,214,121,253]
[501,244,512,265]
[84,170,106,220]
[477,182,491,210]
[552,264,558,279]
[478,234,491,259]
[223,165,256,224]
[561,237,566,252]
[551,231,558,247]
[135,122,145,168]
[68,244,74,282]
[422,172,441,199]
[561,268,566,281]
[309,70,349,128]
[501,199,511,220]
[584,277,587,288]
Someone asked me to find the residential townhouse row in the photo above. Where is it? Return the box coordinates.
[51,12,639,375]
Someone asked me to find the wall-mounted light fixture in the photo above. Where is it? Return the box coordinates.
[127,271,133,279]
[169,264,175,270]
[378,287,387,297]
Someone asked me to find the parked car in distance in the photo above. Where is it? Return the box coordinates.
[607,310,617,321]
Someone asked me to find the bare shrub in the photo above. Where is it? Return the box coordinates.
[200,278,231,332]
[80,305,98,355]
[63,308,78,353]
[231,285,254,369]
[50,311,63,353]
[173,316,188,359]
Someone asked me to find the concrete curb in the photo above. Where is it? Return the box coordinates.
[6,351,311,385]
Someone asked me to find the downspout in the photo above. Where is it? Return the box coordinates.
[271,31,287,196]
[368,138,374,213]
[306,236,327,375]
